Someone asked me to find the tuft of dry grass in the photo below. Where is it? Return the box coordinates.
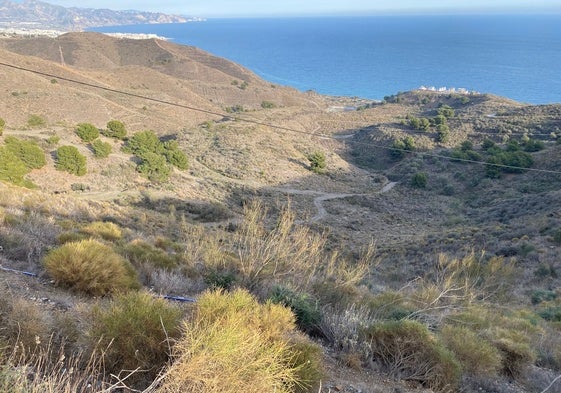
[80,221,122,241]
[43,239,140,296]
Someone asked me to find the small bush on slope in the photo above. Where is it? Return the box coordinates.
[104,120,127,139]
[75,123,99,142]
[156,289,323,393]
[55,146,87,176]
[43,239,140,296]
[90,139,112,158]
[0,147,33,187]
[89,291,182,386]
[80,221,122,241]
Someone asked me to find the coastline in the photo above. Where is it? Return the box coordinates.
[0,27,168,41]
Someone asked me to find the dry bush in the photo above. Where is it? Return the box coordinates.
[0,296,50,353]
[363,319,461,392]
[149,269,203,296]
[89,291,183,387]
[233,201,325,290]
[440,325,502,376]
[156,289,323,393]
[43,239,140,296]
[80,221,122,241]
[122,239,178,270]
[484,327,537,377]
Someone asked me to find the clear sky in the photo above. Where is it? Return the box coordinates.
[41,0,561,17]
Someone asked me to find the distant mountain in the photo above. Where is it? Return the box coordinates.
[0,0,193,31]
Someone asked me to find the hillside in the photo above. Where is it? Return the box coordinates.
[1,32,561,393]
[0,0,190,30]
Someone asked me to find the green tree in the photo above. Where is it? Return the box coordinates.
[0,147,31,186]
[124,130,163,157]
[91,139,112,158]
[436,124,450,143]
[75,123,99,142]
[55,146,87,176]
[4,136,46,169]
[104,120,127,139]
[137,152,171,182]
[307,151,326,174]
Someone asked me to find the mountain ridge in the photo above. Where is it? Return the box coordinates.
[0,0,194,31]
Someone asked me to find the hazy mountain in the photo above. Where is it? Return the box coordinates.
[0,0,191,31]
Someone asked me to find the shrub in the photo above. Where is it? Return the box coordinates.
[261,101,276,109]
[485,327,536,376]
[163,140,189,170]
[0,147,31,187]
[121,239,178,269]
[89,291,182,385]
[27,114,46,128]
[4,136,46,169]
[437,104,455,118]
[363,320,461,391]
[46,135,60,145]
[90,139,111,158]
[124,130,164,157]
[409,117,430,131]
[55,146,87,176]
[43,239,140,296]
[80,221,122,241]
[157,289,322,393]
[269,286,322,335]
[411,172,428,188]
[75,123,99,142]
[307,151,326,174]
[436,124,450,142]
[137,151,171,182]
[0,117,5,135]
[523,138,545,152]
[104,120,127,139]
[440,325,502,376]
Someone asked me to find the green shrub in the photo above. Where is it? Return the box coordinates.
[163,140,189,170]
[523,138,545,152]
[75,123,99,142]
[124,130,164,157]
[138,151,171,182]
[55,146,87,176]
[409,117,430,131]
[307,151,326,174]
[269,286,322,335]
[104,120,127,139]
[363,320,461,392]
[203,269,237,290]
[46,135,60,145]
[89,291,182,385]
[0,118,5,135]
[157,289,322,393]
[27,114,46,128]
[90,139,112,158]
[80,221,122,241]
[437,105,455,118]
[554,229,561,245]
[289,337,324,393]
[411,172,428,188]
[56,231,88,244]
[43,239,140,296]
[531,290,557,305]
[0,147,32,187]
[485,327,536,376]
[538,306,561,322]
[4,136,46,169]
[440,325,502,376]
[122,239,178,269]
[436,124,449,142]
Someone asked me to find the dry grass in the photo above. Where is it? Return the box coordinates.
[43,239,140,296]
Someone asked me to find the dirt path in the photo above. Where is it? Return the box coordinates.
[268,181,397,223]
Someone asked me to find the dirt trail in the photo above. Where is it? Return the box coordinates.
[268,181,397,223]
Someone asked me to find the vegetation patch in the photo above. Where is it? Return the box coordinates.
[43,239,140,296]
[55,146,87,176]
[75,123,99,142]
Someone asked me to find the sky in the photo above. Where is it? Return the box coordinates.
[39,0,561,17]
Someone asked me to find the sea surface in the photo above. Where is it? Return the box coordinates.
[91,15,561,104]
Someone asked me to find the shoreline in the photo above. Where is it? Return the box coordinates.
[0,27,169,40]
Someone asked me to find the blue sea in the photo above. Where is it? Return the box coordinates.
[91,15,561,104]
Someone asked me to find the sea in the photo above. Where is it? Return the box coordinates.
[91,15,561,104]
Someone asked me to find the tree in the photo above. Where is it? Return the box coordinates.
[0,147,30,186]
[55,146,87,176]
[124,130,163,157]
[307,151,326,174]
[91,139,112,158]
[137,152,171,182]
[4,136,46,169]
[75,123,99,142]
[437,105,455,118]
[436,124,450,143]
[105,120,127,139]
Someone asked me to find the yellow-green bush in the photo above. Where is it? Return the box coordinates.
[440,325,502,376]
[363,319,460,392]
[80,221,122,241]
[157,289,323,393]
[43,239,140,296]
[121,239,178,269]
[484,327,536,377]
[89,291,182,386]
